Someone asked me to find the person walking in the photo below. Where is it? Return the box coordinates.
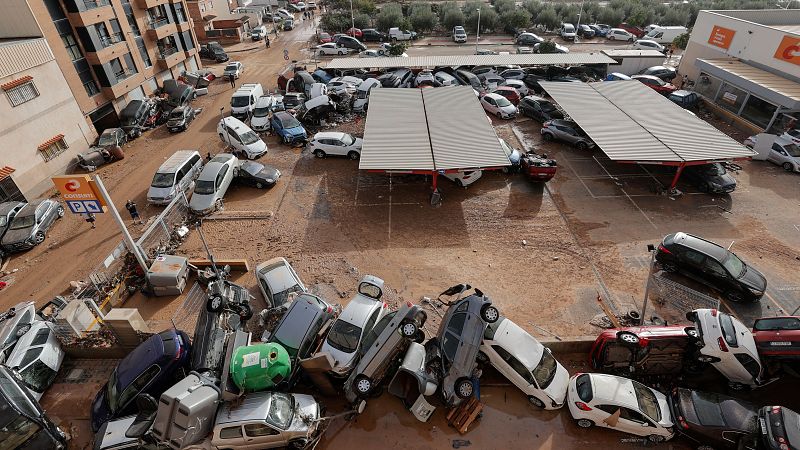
[228,73,235,88]
[125,200,143,225]
[668,45,675,60]
[265,35,271,48]
[84,213,96,229]
[283,48,289,60]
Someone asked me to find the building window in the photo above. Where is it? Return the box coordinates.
[694,72,721,100]
[136,37,152,68]
[740,95,778,129]
[716,82,747,114]
[4,81,39,107]
[172,3,187,22]
[38,135,69,162]
[62,33,82,61]
[147,5,170,29]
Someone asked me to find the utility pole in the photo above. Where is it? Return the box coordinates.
[575,0,584,43]
[475,8,481,54]
[349,0,355,34]
[92,176,149,272]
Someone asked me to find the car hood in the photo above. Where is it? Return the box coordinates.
[91,386,111,432]
[285,125,307,137]
[189,193,216,212]
[656,393,674,428]
[320,342,356,373]
[542,362,570,405]
[707,173,736,188]
[166,117,185,126]
[739,264,767,291]
[2,227,32,245]
[353,137,364,149]
[288,394,320,433]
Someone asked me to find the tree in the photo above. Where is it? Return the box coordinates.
[466,7,498,33]
[494,0,516,15]
[354,13,371,29]
[387,42,407,55]
[442,8,465,31]
[661,8,689,26]
[672,32,689,49]
[596,7,624,27]
[438,2,460,22]
[534,6,559,31]
[523,0,543,18]
[353,0,376,15]
[410,3,437,32]
[377,3,404,31]
[320,12,352,33]
[626,5,653,27]
[499,9,531,32]
[537,40,557,53]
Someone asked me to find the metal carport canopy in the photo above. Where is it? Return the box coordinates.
[325,53,615,70]
[539,80,757,164]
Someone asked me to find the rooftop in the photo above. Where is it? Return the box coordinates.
[706,9,800,35]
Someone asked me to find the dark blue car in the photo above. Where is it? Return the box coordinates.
[90,329,190,432]
[270,111,307,145]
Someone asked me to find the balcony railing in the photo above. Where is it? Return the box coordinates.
[83,0,110,10]
[113,69,137,82]
[158,47,178,59]
[99,33,124,48]
[147,17,170,29]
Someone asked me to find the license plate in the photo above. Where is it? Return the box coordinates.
[770,341,792,346]
[760,418,767,435]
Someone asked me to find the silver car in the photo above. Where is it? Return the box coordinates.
[211,391,322,450]
[541,119,596,150]
[189,154,238,215]
[425,284,499,407]
[1,199,64,252]
[0,301,38,363]
[6,321,64,400]
[255,257,307,308]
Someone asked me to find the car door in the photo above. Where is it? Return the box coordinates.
[359,308,382,352]
[118,364,161,415]
[217,425,247,448]
[768,143,788,165]
[700,256,732,290]
[490,344,536,392]
[483,96,496,113]
[243,423,283,449]
[618,407,657,435]
[329,137,347,156]
[677,248,705,274]
[215,165,229,199]
[36,203,51,230]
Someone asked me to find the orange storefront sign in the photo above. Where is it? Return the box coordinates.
[708,25,735,49]
[774,35,800,65]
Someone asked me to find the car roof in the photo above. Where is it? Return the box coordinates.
[15,202,39,218]
[216,390,281,424]
[523,95,548,102]
[116,333,166,386]
[587,373,641,409]
[0,302,36,344]
[338,293,381,325]
[632,74,660,81]
[669,232,728,259]
[490,318,545,369]
[0,202,23,216]
[484,93,504,100]
[6,321,59,370]
[313,131,346,140]
[549,119,575,127]
[198,161,226,181]
[257,257,299,293]
[272,294,326,351]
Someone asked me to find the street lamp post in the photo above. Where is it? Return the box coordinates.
[475,8,481,54]
[349,0,355,34]
[575,1,584,43]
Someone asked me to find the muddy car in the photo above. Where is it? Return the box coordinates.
[1,199,64,253]
[424,284,499,407]
[344,301,427,402]
[0,301,39,363]
[388,342,439,422]
[78,128,126,171]
[589,325,702,378]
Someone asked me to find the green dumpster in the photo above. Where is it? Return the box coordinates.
[230,342,291,392]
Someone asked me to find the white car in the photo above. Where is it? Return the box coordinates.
[743,134,800,172]
[0,301,38,363]
[516,46,533,54]
[359,49,382,58]
[308,131,363,159]
[533,42,570,53]
[316,42,349,56]
[415,69,436,87]
[480,316,569,409]
[256,257,307,308]
[433,71,458,86]
[443,170,482,187]
[567,373,675,443]
[5,321,64,400]
[633,39,665,52]
[223,61,243,79]
[499,68,527,80]
[453,26,467,43]
[607,28,635,41]
[189,153,238,215]
[217,116,268,159]
[250,95,282,132]
[560,23,577,40]
[501,79,529,97]
[327,76,361,95]
[481,93,517,119]
[320,276,389,377]
[687,308,764,388]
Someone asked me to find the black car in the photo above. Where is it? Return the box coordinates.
[519,95,564,122]
[283,92,306,110]
[235,161,281,188]
[454,69,483,91]
[166,105,196,132]
[361,28,387,42]
[522,73,582,94]
[641,65,677,82]
[377,69,413,88]
[758,405,800,449]
[682,163,737,194]
[0,202,25,243]
[669,388,759,449]
[516,32,544,46]
[333,34,367,52]
[654,232,768,302]
[577,24,595,38]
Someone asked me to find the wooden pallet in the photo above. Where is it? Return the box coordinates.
[446,397,483,435]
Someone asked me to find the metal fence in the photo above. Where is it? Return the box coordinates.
[647,274,720,322]
[136,193,191,260]
[146,282,205,337]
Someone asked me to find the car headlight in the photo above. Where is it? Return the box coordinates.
[264,178,274,183]
[748,287,764,296]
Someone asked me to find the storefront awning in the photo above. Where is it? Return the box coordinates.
[696,59,800,109]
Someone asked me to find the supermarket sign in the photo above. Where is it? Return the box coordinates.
[774,35,800,66]
[708,25,735,50]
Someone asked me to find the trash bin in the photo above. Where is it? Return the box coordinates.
[230,343,291,392]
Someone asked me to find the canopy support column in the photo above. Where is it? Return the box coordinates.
[669,163,686,191]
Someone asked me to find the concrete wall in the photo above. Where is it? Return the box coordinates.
[679,10,800,80]
[0,0,42,38]
[0,39,95,199]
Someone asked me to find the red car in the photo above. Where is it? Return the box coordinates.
[317,31,332,44]
[617,22,644,38]
[753,316,800,359]
[346,28,363,39]
[520,152,557,182]
[490,86,521,105]
[631,74,677,95]
[589,325,701,377]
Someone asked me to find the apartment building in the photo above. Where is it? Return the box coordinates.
[22,0,202,131]
[186,0,235,43]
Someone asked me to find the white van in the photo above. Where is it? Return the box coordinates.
[353,78,381,112]
[309,82,327,99]
[251,25,267,41]
[250,96,278,132]
[644,25,687,44]
[276,8,292,19]
[217,116,268,159]
[388,27,416,41]
[230,83,264,120]
[147,150,203,205]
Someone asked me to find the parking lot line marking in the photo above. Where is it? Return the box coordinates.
[592,156,658,230]
[764,290,789,315]
[718,298,744,323]
[354,173,360,206]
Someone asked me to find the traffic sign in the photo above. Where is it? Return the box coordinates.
[66,200,104,214]
[52,175,107,213]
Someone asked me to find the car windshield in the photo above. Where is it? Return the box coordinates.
[9,215,34,230]
[633,380,661,421]
[18,359,56,393]
[341,134,355,146]
[151,172,174,188]
[540,102,557,112]
[194,179,215,195]
[356,90,368,99]
[704,163,726,176]
[242,162,264,176]
[106,370,120,412]
[719,313,739,347]
[495,96,512,107]
[784,143,800,157]
[225,64,237,72]
[280,115,301,128]
[722,252,746,278]
[266,393,294,429]
[231,96,250,107]
[240,131,261,145]
[253,106,270,117]
[532,350,558,388]
[326,319,362,354]
[98,132,117,146]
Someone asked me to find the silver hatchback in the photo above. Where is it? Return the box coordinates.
[1,199,64,252]
[541,119,596,150]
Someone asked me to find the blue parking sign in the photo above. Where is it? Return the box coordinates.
[66,200,104,214]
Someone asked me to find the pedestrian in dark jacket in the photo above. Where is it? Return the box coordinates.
[229,74,235,88]
[85,213,96,229]
[125,200,142,224]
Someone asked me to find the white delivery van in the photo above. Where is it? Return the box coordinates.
[250,96,278,132]
[644,26,687,44]
[230,83,263,120]
[353,78,381,112]
[388,27,416,41]
[218,116,268,159]
[251,25,267,41]
[147,150,204,204]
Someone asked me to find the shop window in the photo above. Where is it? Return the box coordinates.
[5,81,39,107]
[694,72,721,100]
[39,136,69,162]
[740,95,777,128]
[716,82,747,114]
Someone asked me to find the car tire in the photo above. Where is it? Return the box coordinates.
[661,262,678,273]
[413,329,425,343]
[456,178,465,187]
[542,132,553,142]
[726,291,745,302]
[576,419,594,428]
[288,439,308,449]
[575,141,588,151]
[616,331,640,346]
[57,206,65,218]
[476,351,490,365]
[33,231,45,244]
[347,151,360,160]
[455,378,474,399]
[314,150,326,158]
[215,198,224,212]
[684,327,699,339]
[238,303,253,321]
[784,162,794,171]
[480,305,499,323]
[354,375,373,397]
[609,35,615,41]
[283,135,292,145]
[647,435,665,443]
[400,321,418,338]
[501,166,510,174]
[207,294,226,313]
[256,182,264,189]
[528,396,545,408]
[15,323,31,337]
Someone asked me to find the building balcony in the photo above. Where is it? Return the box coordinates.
[100,71,144,100]
[84,39,130,66]
[67,5,116,27]
[145,20,178,40]
[176,20,191,32]
[81,0,110,10]
[99,33,125,49]
[156,47,183,69]
[135,0,168,9]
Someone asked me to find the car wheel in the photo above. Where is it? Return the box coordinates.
[348,151,360,160]
[414,330,425,343]
[288,439,308,450]
[661,262,678,273]
[528,396,545,408]
[609,35,615,40]
[15,324,31,337]
[576,419,594,428]
[455,378,474,399]
[501,166,510,174]
[256,181,266,189]
[400,321,418,338]
[283,135,292,144]
[33,231,45,244]
[726,291,745,302]
[697,354,720,363]
[354,375,373,397]
[456,178,465,187]
[684,327,699,339]
[480,305,499,323]
[616,331,640,346]
[542,132,553,142]
[57,206,65,218]
[314,149,326,158]
[575,141,588,151]
[206,294,226,313]
[238,303,253,320]
[647,435,665,443]
[476,351,489,365]
[784,162,794,171]
[215,198,224,211]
